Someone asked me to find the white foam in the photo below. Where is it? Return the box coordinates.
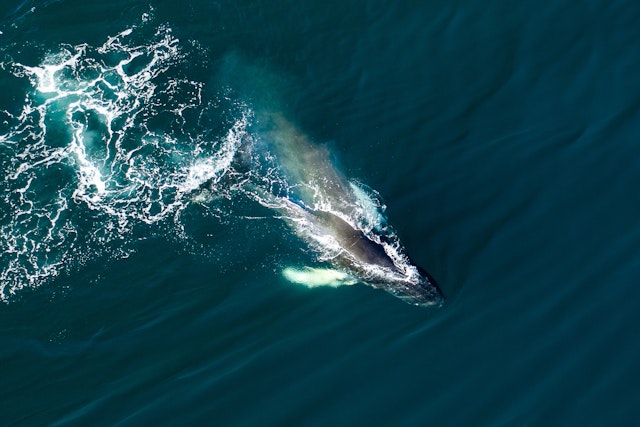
[0,13,248,301]
[0,12,420,302]
[349,181,386,230]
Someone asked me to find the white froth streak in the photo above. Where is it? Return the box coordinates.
[22,45,87,94]
[1,18,229,301]
[182,114,250,193]
[17,24,198,219]
[347,182,420,281]
[23,50,110,206]
[69,121,106,204]
[349,182,386,230]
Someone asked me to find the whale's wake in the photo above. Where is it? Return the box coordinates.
[0,15,441,306]
[0,18,243,300]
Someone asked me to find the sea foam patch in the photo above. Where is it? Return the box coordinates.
[0,14,247,301]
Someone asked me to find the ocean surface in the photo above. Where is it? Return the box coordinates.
[2,0,640,425]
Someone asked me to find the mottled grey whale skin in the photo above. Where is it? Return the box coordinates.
[251,113,444,307]
[311,210,398,270]
[307,208,444,307]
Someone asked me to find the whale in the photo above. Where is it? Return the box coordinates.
[239,112,444,307]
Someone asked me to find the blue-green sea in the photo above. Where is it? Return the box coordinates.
[2,0,640,425]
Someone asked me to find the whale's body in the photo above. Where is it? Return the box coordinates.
[243,112,443,307]
[310,209,397,270]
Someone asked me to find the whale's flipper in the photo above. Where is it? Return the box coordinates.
[283,266,357,288]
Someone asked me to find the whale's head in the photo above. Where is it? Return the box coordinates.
[408,265,445,307]
[307,209,444,307]
[368,263,444,307]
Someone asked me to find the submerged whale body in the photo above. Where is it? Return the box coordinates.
[309,209,397,270]
[240,112,444,307]
[301,206,443,306]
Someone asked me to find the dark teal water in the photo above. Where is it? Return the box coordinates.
[2,1,640,425]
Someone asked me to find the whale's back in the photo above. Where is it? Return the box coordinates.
[311,210,397,271]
